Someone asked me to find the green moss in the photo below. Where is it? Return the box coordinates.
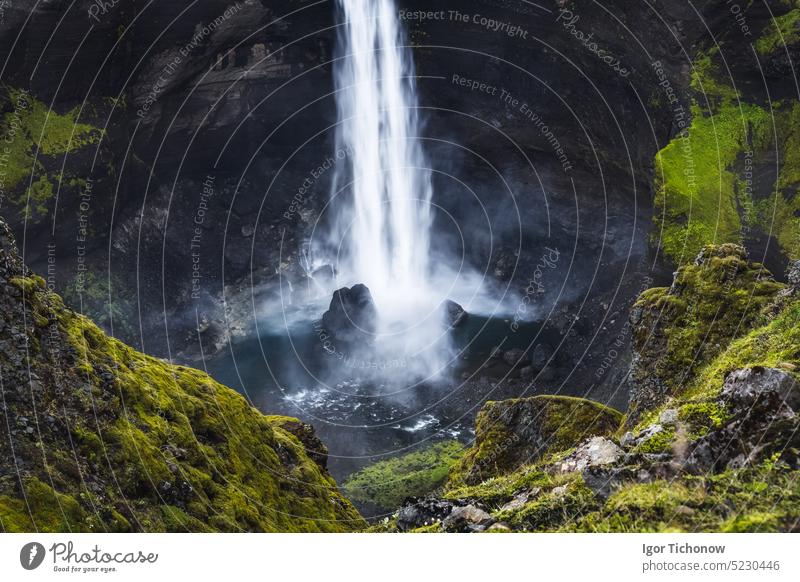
[635,426,677,454]
[685,298,800,401]
[630,246,783,416]
[497,476,598,532]
[0,262,365,532]
[538,395,623,447]
[720,511,780,532]
[756,8,800,54]
[678,401,730,438]
[343,441,464,509]
[568,461,800,532]
[444,468,554,508]
[653,41,800,263]
[754,101,800,259]
[447,395,622,487]
[0,88,102,218]
[0,478,89,533]
[653,101,770,264]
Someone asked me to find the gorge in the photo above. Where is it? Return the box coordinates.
[1,0,799,532]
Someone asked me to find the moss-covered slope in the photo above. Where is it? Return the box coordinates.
[448,395,622,487]
[627,244,784,421]
[0,217,364,532]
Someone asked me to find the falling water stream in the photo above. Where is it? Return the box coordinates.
[328,0,452,369]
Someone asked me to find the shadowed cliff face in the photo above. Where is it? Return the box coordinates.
[0,1,798,421]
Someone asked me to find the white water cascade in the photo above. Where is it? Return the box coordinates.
[327,0,449,375]
[333,0,433,309]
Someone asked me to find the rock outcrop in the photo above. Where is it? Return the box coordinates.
[448,395,622,486]
[321,284,378,345]
[627,245,784,423]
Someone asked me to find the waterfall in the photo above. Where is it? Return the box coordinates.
[331,0,437,329]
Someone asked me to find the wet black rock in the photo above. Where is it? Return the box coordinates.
[442,299,468,328]
[396,497,467,532]
[321,284,378,344]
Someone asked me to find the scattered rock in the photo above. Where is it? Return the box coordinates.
[636,423,664,443]
[721,367,800,413]
[556,436,623,474]
[687,367,800,473]
[441,504,494,532]
[581,465,641,499]
[499,487,541,512]
[659,408,678,426]
[619,431,635,448]
[396,498,466,532]
[787,260,800,290]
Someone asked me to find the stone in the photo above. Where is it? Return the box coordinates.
[499,487,541,512]
[620,431,635,448]
[320,284,377,344]
[556,436,623,474]
[441,504,494,532]
[442,299,468,328]
[637,424,664,442]
[396,497,465,532]
[686,368,800,473]
[721,367,800,413]
[659,408,679,426]
[784,260,800,289]
[581,465,640,499]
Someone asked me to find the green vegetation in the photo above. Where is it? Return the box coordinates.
[756,6,800,55]
[343,441,464,509]
[685,296,800,401]
[653,100,770,263]
[632,245,783,404]
[654,28,800,264]
[753,101,800,259]
[448,395,622,487]
[0,88,102,219]
[568,461,800,532]
[0,271,364,532]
